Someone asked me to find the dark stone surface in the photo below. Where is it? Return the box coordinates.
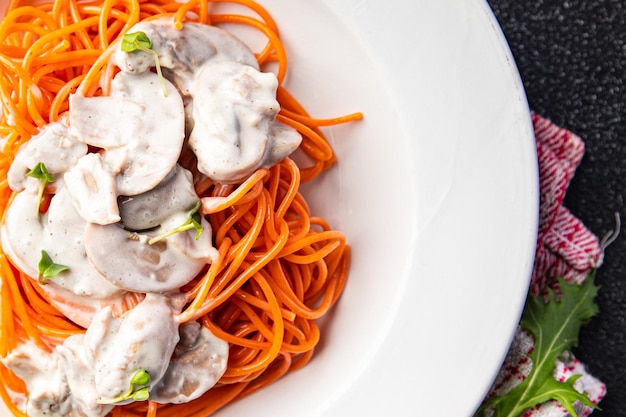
[485,0,626,415]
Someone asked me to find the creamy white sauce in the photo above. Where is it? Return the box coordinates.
[111,18,259,94]
[150,321,228,404]
[85,294,180,402]
[2,17,302,417]
[70,70,186,198]
[64,153,121,225]
[189,61,298,183]
[118,165,198,231]
[58,336,114,416]
[1,186,124,299]
[7,122,87,193]
[83,219,215,293]
[2,341,114,417]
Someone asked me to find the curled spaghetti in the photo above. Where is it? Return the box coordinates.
[0,0,362,416]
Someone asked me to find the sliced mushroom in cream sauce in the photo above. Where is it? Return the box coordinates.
[2,341,114,417]
[83,217,215,293]
[151,321,228,404]
[64,153,121,225]
[0,186,125,299]
[189,61,302,183]
[85,294,180,402]
[69,70,186,197]
[2,342,71,417]
[57,336,114,416]
[1,189,46,280]
[112,18,302,184]
[111,17,259,94]
[3,296,227,416]
[7,122,87,192]
[118,165,199,231]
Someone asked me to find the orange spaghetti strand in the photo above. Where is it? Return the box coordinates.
[0,0,359,416]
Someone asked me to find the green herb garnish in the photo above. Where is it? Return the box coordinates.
[148,201,203,245]
[121,31,152,52]
[475,274,600,417]
[26,162,54,215]
[97,369,151,404]
[38,250,69,283]
[121,31,167,97]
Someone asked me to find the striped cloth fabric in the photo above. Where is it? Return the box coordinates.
[485,113,606,416]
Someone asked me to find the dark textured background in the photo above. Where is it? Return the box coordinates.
[485,1,626,415]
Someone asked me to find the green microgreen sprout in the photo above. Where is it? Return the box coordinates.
[121,31,168,97]
[96,369,151,404]
[148,201,203,245]
[26,162,54,215]
[38,250,69,284]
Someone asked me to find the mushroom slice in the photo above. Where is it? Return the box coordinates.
[262,122,303,168]
[84,294,180,403]
[154,210,219,263]
[1,339,112,417]
[188,61,283,183]
[150,321,228,404]
[84,222,210,293]
[0,189,45,279]
[68,94,145,149]
[0,186,126,300]
[112,17,259,94]
[109,72,185,196]
[64,153,120,225]
[118,165,199,231]
[69,71,185,196]
[7,122,87,192]
[57,335,115,417]
[2,342,73,417]
[45,186,126,298]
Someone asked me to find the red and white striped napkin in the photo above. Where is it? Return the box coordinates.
[486,113,607,416]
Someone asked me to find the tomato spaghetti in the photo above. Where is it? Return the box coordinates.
[0,0,361,416]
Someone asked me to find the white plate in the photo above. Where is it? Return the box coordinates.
[220,1,538,416]
[0,0,538,416]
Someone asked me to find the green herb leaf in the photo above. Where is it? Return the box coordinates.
[189,206,203,240]
[96,369,151,404]
[38,250,69,283]
[27,162,54,214]
[132,387,150,402]
[148,201,204,245]
[26,162,54,183]
[121,31,152,52]
[121,31,168,97]
[475,273,600,417]
[130,369,150,386]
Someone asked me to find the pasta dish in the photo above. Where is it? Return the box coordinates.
[0,0,361,416]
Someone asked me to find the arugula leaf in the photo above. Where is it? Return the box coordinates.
[26,162,54,214]
[121,31,168,97]
[38,250,69,283]
[476,274,600,417]
[148,201,203,245]
[97,369,151,404]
